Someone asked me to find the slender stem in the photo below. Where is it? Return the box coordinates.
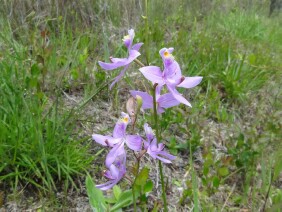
[134,59,146,67]
[144,0,149,65]
[132,155,140,212]
[262,172,273,212]
[152,84,168,212]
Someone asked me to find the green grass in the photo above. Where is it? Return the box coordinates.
[0,0,281,210]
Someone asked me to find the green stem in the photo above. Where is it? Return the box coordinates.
[132,154,140,212]
[152,84,168,212]
[144,0,149,65]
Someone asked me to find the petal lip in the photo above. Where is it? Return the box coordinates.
[98,60,128,71]
[96,180,117,190]
[132,42,143,51]
[139,66,164,85]
[158,93,180,109]
[167,85,192,107]
[105,142,125,168]
[125,135,142,151]
[92,134,120,147]
[177,76,203,89]
[110,65,128,90]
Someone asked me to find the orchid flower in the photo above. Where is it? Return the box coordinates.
[130,85,180,114]
[92,112,142,167]
[143,123,176,163]
[98,29,143,89]
[96,153,126,190]
[139,48,202,107]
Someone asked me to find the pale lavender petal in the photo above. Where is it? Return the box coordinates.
[125,135,142,151]
[163,61,182,83]
[96,180,117,190]
[155,85,162,99]
[159,47,175,67]
[113,122,126,138]
[131,42,143,51]
[144,123,154,141]
[143,141,149,150]
[158,93,180,109]
[127,50,141,64]
[157,143,165,151]
[159,47,174,60]
[139,66,164,84]
[156,151,176,163]
[105,142,125,168]
[149,138,158,151]
[98,59,128,71]
[130,90,153,109]
[110,57,128,63]
[110,65,128,89]
[177,76,203,89]
[109,164,120,179]
[92,134,121,147]
[157,107,165,114]
[104,170,115,180]
[167,85,192,107]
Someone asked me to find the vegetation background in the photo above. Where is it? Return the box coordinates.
[0,0,281,211]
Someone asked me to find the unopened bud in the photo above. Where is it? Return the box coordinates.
[136,95,143,112]
[126,97,137,117]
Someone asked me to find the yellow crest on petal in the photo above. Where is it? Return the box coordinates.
[164,51,170,57]
[122,117,129,123]
[123,35,130,41]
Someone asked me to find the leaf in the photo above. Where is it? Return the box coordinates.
[113,185,122,200]
[110,190,134,211]
[85,175,106,212]
[218,167,229,177]
[212,176,220,188]
[144,180,153,193]
[248,54,256,65]
[31,63,41,76]
[135,167,149,186]
[273,157,282,181]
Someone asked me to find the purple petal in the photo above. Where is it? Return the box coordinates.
[149,138,158,151]
[159,47,174,60]
[144,123,155,141]
[157,151,176,162]
[132,43,143,51]
[157,107,165,114]
[105,142,125,168]
[96,180,117,190]
[110,57,128,63]
[92,134,121,147]
[123,29,135,49]
[98,59,128,71]
[167,85,192,107]
[158,93,180,109]
[110,65,129,89]
[160,47,175,68]
[177,76,203,89]
[130,90,153,109]
[108,164,120,179]
[127,50,141,64]
[155,85,163,98]
[125,135,142,151]
[139,66,164,85]
[113,112,130,138]
[163,61,182,84]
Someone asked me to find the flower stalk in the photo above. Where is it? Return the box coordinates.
[152,83,168,212]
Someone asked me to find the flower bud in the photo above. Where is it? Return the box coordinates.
[135,95,143,112]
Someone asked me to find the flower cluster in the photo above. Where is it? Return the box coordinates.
[92,113,175,190]
[98,29,143,89]
[94,29,203,190]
